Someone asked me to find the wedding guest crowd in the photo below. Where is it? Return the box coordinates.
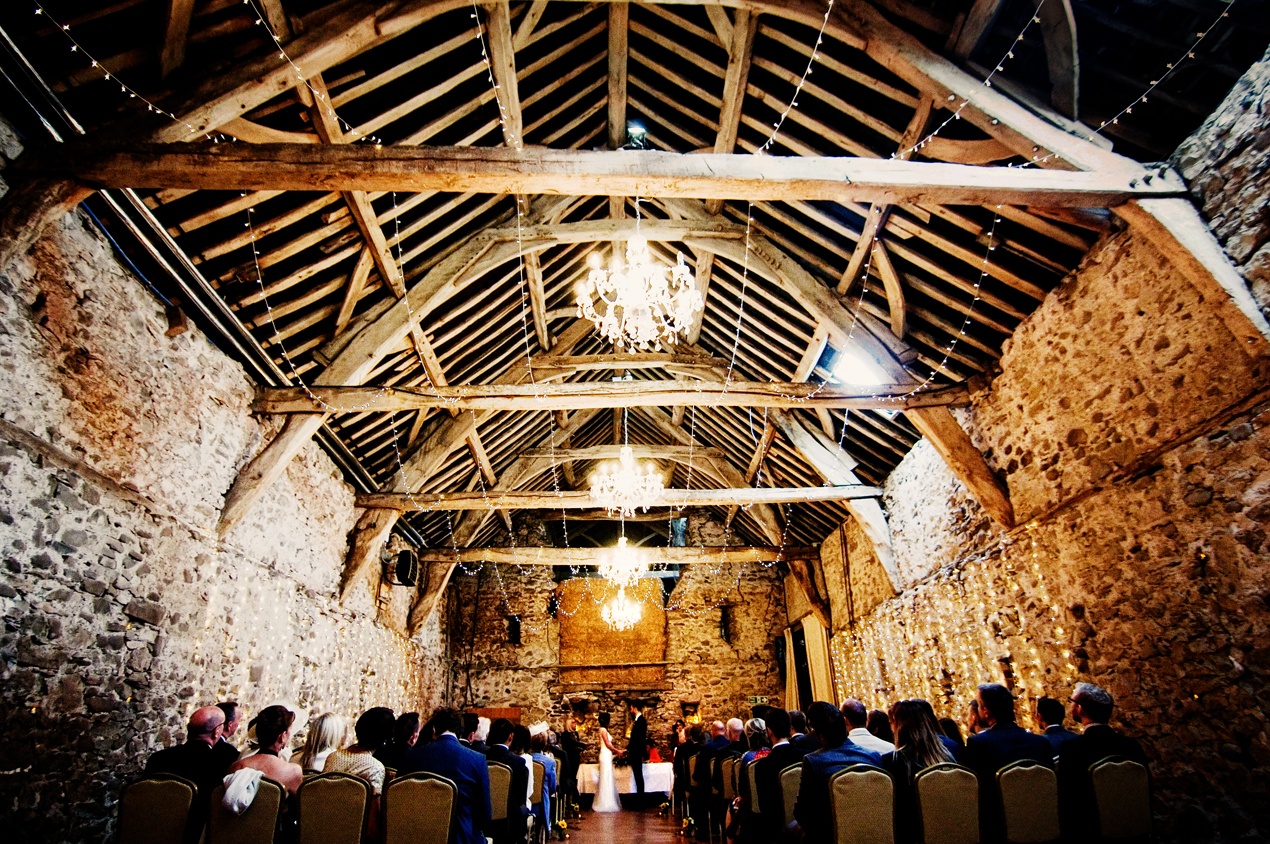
[139,680,1146,844]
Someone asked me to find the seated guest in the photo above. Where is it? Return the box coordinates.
[674,723,703,818]
[647,737,662,763]
[1058,683,1149,839]
[966,699,983,737]
[793,702,881,844]
[915,700,963,759]
[938,717,965,747]
[740,718,769,764]
[512,725,534,813]
[486,718,531,844]
[325,707,395,800]
[146,705,234,844]
[881,701,957,844]
[400,708,492,844]
[753,708,810,840]
[788,710,819,751]
[963,684,1053,843]
[213,702,242,769]
[229,705,304,796]
[376,712,421,771]
[461,713,482,751]
[559,717,582,809]
[842,699,894,754]
[692,721,729,841]
[1036,697,1078,754]
[529,733,558,833]
[296,712,346,772]
[866,709,894,744]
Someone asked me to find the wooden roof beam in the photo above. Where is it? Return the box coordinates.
[160,0,196,79]
[24,144,1188,206]
[725,420,777,530]
[359,483,882,511]
[253,380,972,413]
[486,1,524,149]
[413,545,820,566]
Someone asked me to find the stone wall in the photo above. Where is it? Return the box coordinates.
[1174,45,1270,318]
[0,144,448,841]
[831,61,1270,841]
[449,511,788,764]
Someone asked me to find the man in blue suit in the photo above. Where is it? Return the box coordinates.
[792,702,881,844]
[400,708,492,844]
[963,684,1054,843]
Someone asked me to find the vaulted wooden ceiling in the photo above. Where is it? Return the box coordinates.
[2,0,1265,558]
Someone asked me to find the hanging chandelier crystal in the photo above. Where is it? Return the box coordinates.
[590,446,664,517]
[577,233,703,351]
[601,586,643,632]
[597,536,648,589]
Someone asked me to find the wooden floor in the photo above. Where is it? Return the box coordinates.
[567,801,682,844]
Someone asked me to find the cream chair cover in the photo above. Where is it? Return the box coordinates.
[296,772,371,844]
[997,760,1060,843]
[119,774,197,844]
[828,765,894,844]
[385,773,458,844]
[914,763,979,844]
[1090,757,1151,840]
[208,780,283,844]
[779,764,801,827]
[488,762,512,822]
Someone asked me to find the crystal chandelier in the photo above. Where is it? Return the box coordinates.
[597,536,648,589]
[601,587,642,631]
[590,446,664,517]
[577,233,703,351]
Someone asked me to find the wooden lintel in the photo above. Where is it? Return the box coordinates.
[253,381,971,413]
[21,144,1188,207]
[521,445,726,462]
[787,553,832,630]
[413,545,820,566]
[160,0,196,79]
[530,353,727,372]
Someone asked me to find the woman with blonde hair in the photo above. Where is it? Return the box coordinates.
[296,712,347,773]
[881,700,956,844]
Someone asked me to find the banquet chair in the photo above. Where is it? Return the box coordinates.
[997,760,1060,843]
[914,763,979,844]
[207,779,284,844]
[720,756,738,804]
[296,772,371,844]
[779,764,801,828]
[1089,756,1151,840]
[746,762,761,815]
[118,773,196,844]
[488,762,512,823]
[530,761,545,844]
[385,772,457,844]
[828,765,894,844]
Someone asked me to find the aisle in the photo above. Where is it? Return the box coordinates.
[566,803,680,844]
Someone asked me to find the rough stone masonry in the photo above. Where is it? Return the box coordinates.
[0,120,449,843]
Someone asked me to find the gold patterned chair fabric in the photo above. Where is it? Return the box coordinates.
[779,764,801,827]
[296,772,371,844]
[118,774,197,844]
[997,760,1060,843]
[207,779,284,844]
[488,762,512,823]
[747,762,761,814]
[828,764,894,844]
[385,772,458,844]
[1090,756,1151,840]
[530,761,544,806]
[914,763,979,844]
[720,756,738,803]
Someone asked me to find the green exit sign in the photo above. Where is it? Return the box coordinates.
[746,696,769,705]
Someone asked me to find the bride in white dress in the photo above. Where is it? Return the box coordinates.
[592,712,623,813]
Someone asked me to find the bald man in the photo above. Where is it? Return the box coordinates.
[146,706,235,843]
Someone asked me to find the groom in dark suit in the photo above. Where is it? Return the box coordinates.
[626,701,649,808]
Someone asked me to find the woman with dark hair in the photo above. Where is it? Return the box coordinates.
[866,709,894,744]
[938,717,965,747]
[593,713,622,813]
[880,701,955,844]
[375,711,421,771]
[326,707,395,798]
[229,705,304,795]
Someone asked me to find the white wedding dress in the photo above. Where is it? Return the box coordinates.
[592,728,622,813]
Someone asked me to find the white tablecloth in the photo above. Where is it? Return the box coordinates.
[577,761,674,794]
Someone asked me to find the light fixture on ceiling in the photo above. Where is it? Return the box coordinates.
[601,586,642,631]
[597,536,649,588]
[577,205,703,351]
[591,445,664,517]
